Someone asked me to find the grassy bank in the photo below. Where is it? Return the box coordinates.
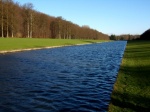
[0,38,106,51]
[109,41,150,112]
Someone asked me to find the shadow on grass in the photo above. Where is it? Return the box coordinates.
[110,40,150,111]
[120,65,150,78]
[111,91,150,112]
[124,42,150,58]
[110,64,150,111]
[128,40,150,45]
[111,65,150,112]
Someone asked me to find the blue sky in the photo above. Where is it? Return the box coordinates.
[14,0,150,35]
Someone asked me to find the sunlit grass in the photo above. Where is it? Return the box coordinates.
[0,38,107,51]
[109,41,150,112]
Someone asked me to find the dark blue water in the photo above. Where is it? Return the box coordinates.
[0,41,126,112]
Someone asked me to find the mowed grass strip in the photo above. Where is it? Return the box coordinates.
[0,38,106,51]
[109,41,150,112]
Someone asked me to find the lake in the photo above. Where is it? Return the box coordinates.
[0,41,127,112]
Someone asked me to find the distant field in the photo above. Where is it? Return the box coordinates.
[109,41,150,112]
[0,38,107,51]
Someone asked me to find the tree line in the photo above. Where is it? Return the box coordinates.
[0,0,109,40]
[109,34,140,40]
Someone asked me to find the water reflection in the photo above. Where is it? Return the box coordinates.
[0,41,126,112]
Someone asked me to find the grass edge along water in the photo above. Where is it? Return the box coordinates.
[108,40,150,112]
[0,38,108,53]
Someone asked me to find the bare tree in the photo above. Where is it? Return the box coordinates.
[0,0,4,37]
[6,0,9,37]
[23,3,33,38]
[10,0,17,38]
[10,2,14,37]
[50,17,62,39]
[0,0,109,39]
[56,17,62,39]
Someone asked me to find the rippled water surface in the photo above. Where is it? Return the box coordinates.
[0,41,127,112]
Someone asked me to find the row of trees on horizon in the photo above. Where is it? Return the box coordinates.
[109,34,140,40]
[0,0,109,40]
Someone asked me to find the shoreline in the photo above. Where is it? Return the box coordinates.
[0,43,93,54]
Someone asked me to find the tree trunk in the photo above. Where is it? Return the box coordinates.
[6,16,8,37]
[11,24,13,37]
[1,0,3,37]
[6,0,9,37]
[27,20,29,38]
[30,12,32,38]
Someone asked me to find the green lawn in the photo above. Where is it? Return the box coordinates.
[0,38,107,51]
[109,41,150,112]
